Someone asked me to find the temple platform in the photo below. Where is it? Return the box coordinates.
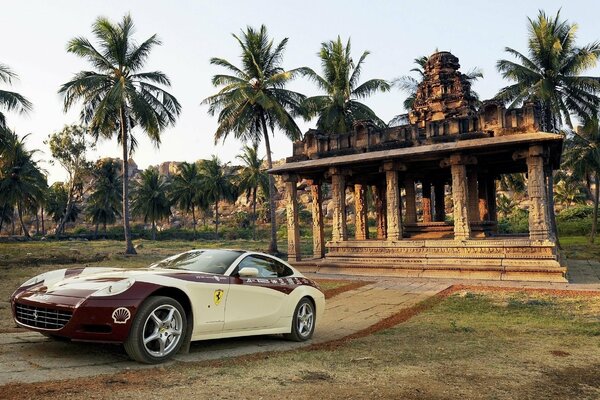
[291,238,567,282]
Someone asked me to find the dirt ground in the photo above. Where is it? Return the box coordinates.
[3,286,600,400]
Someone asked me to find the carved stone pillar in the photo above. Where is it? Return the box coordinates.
[526,146,550,240]
[422,180,432,223]
[310,182,325,258]
[404,178,417,224]
[283,175,300,262]
[330,168,347,241]
[433,181,446,222]
[467,169,480,222]
[478,177,489,221]
[442,154,474,240]
[383,161,403,240]
[354,183,368,240]
[373,184,387,239]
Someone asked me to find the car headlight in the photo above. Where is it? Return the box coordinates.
[20,269,67,288]
[90,278,135,297]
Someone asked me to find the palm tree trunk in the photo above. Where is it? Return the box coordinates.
[35,211,39,235]
[152,220,156,241]
[11,210,15,236]
[590,174,600,243]
[17,202,30,239]
[261,115,278,254]
[0,203,7,234]
[546,167,559,247]
[252,186,257,240]
[214,200,219,238]
[120,106,136,255]
[94,223,99,239]
[191,205,197,239]
[41,206,45,235]
[104,222,108,238]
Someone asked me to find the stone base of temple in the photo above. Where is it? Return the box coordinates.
[403,222,499,239]
[291,239,567,282]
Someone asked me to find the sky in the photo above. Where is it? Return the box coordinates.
[2,0,600,183]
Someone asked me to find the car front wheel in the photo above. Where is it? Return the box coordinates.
[284,297,315,342]
[124,296,186,364]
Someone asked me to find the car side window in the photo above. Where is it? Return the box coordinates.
[236,256,294,278]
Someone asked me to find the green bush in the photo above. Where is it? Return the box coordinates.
[557,205,594,221]
[498,208,529,234]
[557,218,593,236]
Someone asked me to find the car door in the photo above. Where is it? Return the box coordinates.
[223,255,289,332]
[189,276,229,334]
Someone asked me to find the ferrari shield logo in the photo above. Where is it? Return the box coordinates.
[214,289,224,305]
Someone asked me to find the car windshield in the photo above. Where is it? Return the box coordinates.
[149,250,244,275]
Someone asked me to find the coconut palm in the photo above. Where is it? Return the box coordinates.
[236,144,269,240]
[59,14,181,254]
[497,194,518,219]
[562,119,600,242]
[198,156,237,237]
[391,55,483,123]
[553,178,586,207]
[496,10,600,131]
[170,162,206,237]
[300,36,390,133]
[131,167,171,240]
[0,130,47,238]
[0,63,32,128]
[87,159,122,238]
[203,25,305,253]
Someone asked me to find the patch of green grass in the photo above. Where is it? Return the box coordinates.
[560,235,600,261]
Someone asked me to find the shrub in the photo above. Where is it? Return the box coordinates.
[557,205,594,221]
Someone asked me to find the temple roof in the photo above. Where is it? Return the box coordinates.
[269,132,563,175]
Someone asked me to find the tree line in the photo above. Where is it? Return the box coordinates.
[2,9,600,253]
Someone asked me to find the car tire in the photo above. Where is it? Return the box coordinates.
[124,296,187,364]
[284,297,315,342]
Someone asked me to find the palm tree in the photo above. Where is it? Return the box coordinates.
[59,14,181,254]
[203,25,305,253]
[300,36,390,134]
[497,194,518,219]
[131,167,171,240]
[170,162,206,237]
[236,144,269,240]
[198,156,237,237]
[87,159,122,238]
[0,130,47,238]
[562,119,600,242]
[0,63,32,128]
[554,178,586,207]
[496,10,600,131]
[391,55,483,121]
[499,173,527,199]
[497,10,600,244]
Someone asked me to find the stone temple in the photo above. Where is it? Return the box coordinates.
[269,51,566,282]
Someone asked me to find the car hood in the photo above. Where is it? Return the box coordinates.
[21,267,211,298]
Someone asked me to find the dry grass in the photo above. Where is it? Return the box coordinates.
[3,288,600,399]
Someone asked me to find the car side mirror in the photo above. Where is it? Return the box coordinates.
[238,267,259,278]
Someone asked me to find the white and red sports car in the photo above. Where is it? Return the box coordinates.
[11,249,325,363]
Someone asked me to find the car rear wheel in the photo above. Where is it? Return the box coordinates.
[284,297,315,342]
[124,296,186,364]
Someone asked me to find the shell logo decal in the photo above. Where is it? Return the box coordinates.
[112,307,131,324]
[214,289,224,305]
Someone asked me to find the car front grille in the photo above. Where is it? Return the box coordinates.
[15,303,72,330]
